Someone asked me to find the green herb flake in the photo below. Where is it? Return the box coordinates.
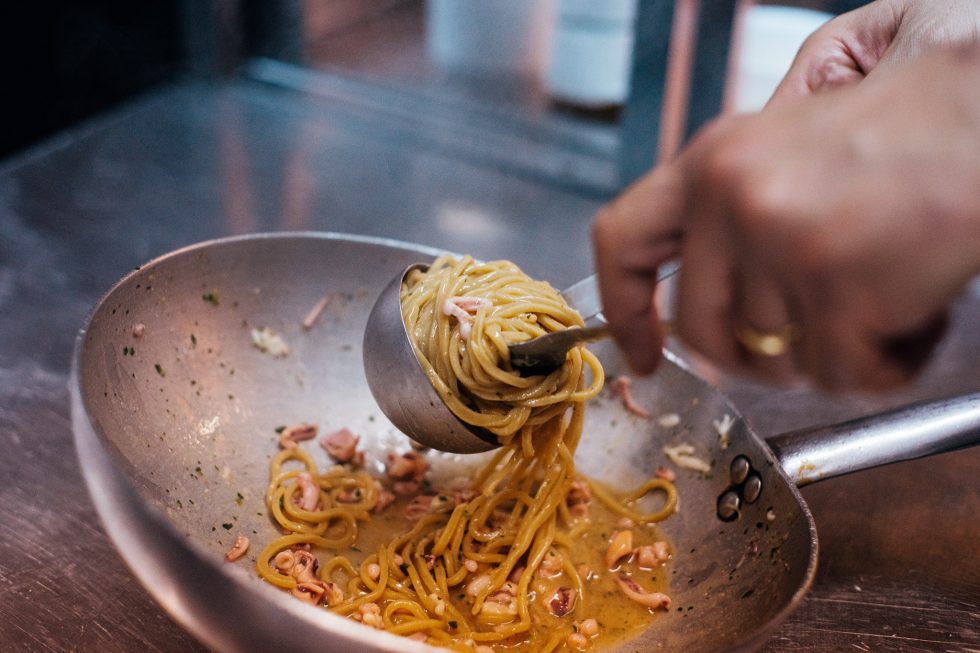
[202,291,221,306]
[221,523,233,530]
[235,492,244,505]
[399,563,409,574]
[274,425,286,434]
[190,333,197,347]
[154,363,165,376]
[448,620,458,629]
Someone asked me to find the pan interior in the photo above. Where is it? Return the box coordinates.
[76,234,815,653]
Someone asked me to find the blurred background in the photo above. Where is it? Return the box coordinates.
[5,3,980,653]
[2,0,859,192]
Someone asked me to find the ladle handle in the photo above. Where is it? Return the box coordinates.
[769,393,980,487]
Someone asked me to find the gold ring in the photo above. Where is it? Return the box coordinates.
[734,321,800,357]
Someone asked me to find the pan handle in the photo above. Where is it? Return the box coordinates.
[768,393,980,487]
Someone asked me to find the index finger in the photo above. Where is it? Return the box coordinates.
[592,164,684,374]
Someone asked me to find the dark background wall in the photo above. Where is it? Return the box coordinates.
[0,2,183,159]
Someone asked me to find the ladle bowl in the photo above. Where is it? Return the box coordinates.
[362,263,498,453]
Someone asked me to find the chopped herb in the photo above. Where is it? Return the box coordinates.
[235,492,244,505]
[154,363,164,376]
[221,523,233,530]
[438,495,447,502]
[274,425,286,434]
[191,333,197,347]
[399,563,409,574]
[350,546,361,553]
[448,620,458,629]
[202,292,220,306]
[195,466,202,475]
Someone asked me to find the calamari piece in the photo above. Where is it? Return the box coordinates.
[606,530,634,569]
[654,466,677,482]
[546,586,577,617]
[615,574,671,610]
[291,581,326,605]
[566,480,592,518]
[404,494,435,521]
[295,472,320,511]
[634,541,670,568]
[224,534,249,562]
[609,375,651,418]
[372,481,396,513]
[319,427,364,465]
[537,550,563,578]
[353,602,384,628]
[387,451,428,482]
[466,574,492,598]
[441,296,492,340]
[302,292,333,330]
[279,423,318,449]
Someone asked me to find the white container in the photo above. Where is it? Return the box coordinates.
[426,0,556,77]
[733,5,832,112]
[546,0,638,107]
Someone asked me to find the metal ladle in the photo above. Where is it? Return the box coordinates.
[362,263,675,453]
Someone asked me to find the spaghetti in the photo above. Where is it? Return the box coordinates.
[256,255,679,652]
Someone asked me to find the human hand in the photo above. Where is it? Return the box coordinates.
[593,45,980,390]
[770,0,980,102]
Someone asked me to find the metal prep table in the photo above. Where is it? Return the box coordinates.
[0,78,978,652]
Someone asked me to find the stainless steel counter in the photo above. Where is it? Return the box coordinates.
[1,80,977,652]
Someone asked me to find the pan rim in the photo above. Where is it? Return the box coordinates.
[72,231,821,653]
[663,348,820,649]
[72,232,447,653]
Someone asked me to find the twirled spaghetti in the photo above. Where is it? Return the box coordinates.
[256,255,679,652]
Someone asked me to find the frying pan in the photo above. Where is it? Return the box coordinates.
[70,233,980,653]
